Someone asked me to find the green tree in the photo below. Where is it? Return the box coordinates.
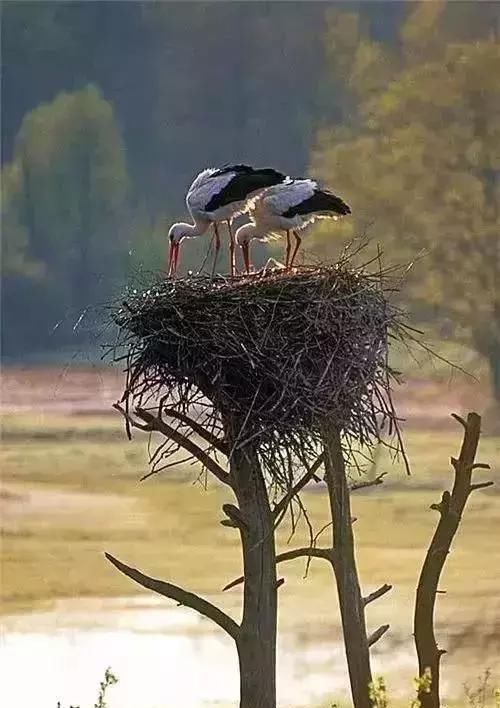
[311,2,500,403]
[1,85,129,354]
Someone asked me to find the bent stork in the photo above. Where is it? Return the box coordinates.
[167,164,287,277]
[235,179,351,273]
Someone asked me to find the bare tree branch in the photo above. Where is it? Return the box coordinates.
[114,402,231,485]
[222,546,332,592]
[113,402,149,432]
[350,472,387,492]
[273,452,325,520]
[368,624,390,647]
[160,406,229,456]
[470,481,494,492]
[140,455,194,482]
[134,407,232,487]
[105,552,240,640]
[363,584,392,606]
[450,412,467,429]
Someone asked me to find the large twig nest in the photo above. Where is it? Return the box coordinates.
[110,258,407,470]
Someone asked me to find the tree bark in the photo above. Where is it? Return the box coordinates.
[230,438,277,708]
[112,405,278,708]
[414,412,492,708]
[321,421,372,708]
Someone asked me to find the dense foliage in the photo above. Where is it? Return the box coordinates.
[311,1,500,401]
[1,1,498,403]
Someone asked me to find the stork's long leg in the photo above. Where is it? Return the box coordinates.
[289,230,302,269]
[285,230,291,269]
[227,219,235,277]
[211,222,221,277]
[197,229,214,274]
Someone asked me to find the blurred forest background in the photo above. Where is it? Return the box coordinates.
[1,0,499,405]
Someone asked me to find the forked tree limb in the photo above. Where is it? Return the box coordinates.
[105,552,240,640]
[414,412,494,708]
[160,405,229,456]
[136,408,232,486]
[222,546,332,592]
[113,402,231,487]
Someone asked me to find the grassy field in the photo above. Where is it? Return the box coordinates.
[1,411,499,705]
[1,413,498,615]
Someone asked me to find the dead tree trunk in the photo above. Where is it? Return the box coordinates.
[230,439,277,708]
[322,421,373,708]
[414,412,493,708]
[108,405,278,708]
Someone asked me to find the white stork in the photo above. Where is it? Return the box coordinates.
[167,164,287,277]
[235,179,351,273]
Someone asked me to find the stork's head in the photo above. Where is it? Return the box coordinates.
[235,223,260,274]
[168,222,192,244]
[167,222,189,276]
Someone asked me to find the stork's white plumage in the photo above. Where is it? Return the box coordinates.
[235,179,351,272]
[168,164,287,276]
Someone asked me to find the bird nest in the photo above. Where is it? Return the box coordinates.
[109,255,408,485]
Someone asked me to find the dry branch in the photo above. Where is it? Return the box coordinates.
[134,407,231,486]
[414,412,494,708]
[222,546,332,592]
[161,406,229,455]
[105,552,239,640]
[350,472,387,492]
[368,623,390,647]
[363,583,392,606]
[272,452,325,520]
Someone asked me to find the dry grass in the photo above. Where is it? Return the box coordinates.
[1,414,498,634]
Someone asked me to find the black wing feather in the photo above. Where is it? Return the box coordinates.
[283,189,351,218]
[206,167,287,212]
[212,164,254,176]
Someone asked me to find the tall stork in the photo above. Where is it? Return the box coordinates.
[167,164,287,277]
[235,179,351,273]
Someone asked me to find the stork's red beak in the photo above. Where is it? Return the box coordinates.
[168,241,180,277]
[242,242,251,274]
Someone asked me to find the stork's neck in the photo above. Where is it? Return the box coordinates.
[186,215,211,237]
[235,222,262,245]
